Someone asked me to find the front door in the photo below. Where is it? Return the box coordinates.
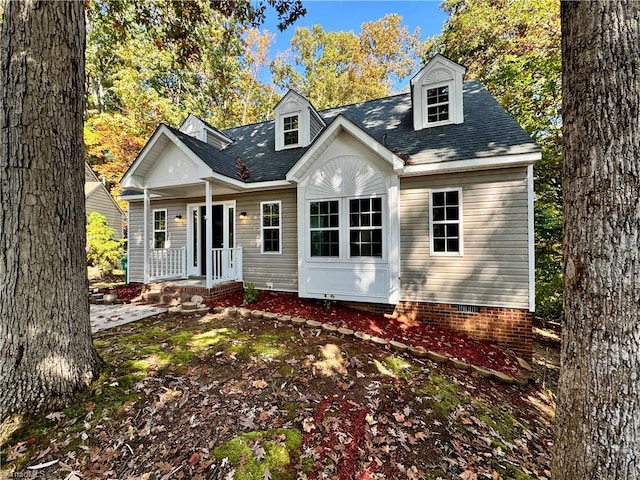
[187,202,235,276]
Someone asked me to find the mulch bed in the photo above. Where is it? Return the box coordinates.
[104,284,142,302]
[209,290,522,377]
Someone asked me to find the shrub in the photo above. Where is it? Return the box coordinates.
[242,282,259,306]
[86,212,124,276]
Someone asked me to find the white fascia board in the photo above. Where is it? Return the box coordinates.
[286,115,404,182]
[402,152,541,176]
[201,172,292,191]
[118,192,163,201]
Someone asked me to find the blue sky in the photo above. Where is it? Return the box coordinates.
[261,0,448,90]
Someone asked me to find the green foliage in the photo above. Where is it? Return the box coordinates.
[322,293,335,310]
[243,282,259,306]
[86,212,123,276]
[428,0,563,319]
[272,14,422,109]
[213,428,303,480]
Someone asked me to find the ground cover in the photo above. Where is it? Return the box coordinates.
[211,291,523,377]
[1,310,555,480]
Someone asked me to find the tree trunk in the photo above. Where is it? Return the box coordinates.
[554,2,640,479]
[0,0,100,422]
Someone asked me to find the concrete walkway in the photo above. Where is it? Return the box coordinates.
[90,303,167,333]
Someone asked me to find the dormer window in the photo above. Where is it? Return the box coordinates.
[274,90,325,151]
[283,115,299,146]
[411,54,466,131]
[426,85,450,123]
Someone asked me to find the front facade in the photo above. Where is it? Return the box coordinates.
[120,56,540,356]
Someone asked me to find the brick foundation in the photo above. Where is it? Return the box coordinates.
[393,301,533,358]
[342,299,532,359]
[142,281,243,303]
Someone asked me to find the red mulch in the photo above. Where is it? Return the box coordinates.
[209,290,521,377]
[105,284,142,302]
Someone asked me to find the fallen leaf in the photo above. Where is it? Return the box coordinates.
[263,466,271,480]
[46,411,66,422]
[393,411,406,423]
[302,417,315,433]
[188,452,200,466]
[460,468,477,480]
[252,379,268,389]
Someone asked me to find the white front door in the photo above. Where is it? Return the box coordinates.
[186,202,235,276]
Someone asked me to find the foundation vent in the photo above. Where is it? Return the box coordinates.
[457,304,480,314]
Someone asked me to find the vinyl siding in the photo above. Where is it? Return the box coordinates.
[399,167,530,309]
[86,188,124,239]
[127,189,298,291]
[127,199,189,283]
[218,188,298,291]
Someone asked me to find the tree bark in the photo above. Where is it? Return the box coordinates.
[554,2,640,479]
[0,0,100,422]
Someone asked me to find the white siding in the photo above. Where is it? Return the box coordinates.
[399,167,530,309]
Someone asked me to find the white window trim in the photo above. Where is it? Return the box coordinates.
[307,196,387,262]
[308,199,340,259]
[282,113,300,149]
[423,81,453,127]
[152,209,167,249]
[348,197,384,259]
[429,187,463,256]
[260,200,282,254]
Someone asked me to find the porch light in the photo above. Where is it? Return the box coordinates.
[174,214,183,221]
[239,211,248,219]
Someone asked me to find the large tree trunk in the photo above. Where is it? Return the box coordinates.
[554,2,640,479]
[0,1,100,422]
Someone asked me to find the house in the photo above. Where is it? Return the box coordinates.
[120,55,540,356]
[85,162,125,239]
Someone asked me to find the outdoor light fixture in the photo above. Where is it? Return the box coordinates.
[174,214,183,221]
[239,211,248,219]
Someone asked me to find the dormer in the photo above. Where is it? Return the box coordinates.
[179,114,233,150]
[411,54,466,131]
[274,90,325,151]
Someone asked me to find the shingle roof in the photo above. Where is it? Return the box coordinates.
[168,80,539,183]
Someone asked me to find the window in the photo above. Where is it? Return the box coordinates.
[349,198,382,257]
[430,188,462,255]
[426,85,449,123]
[283,115,299,146]
[153,209,167,248]
[310,200,339,257]
[261,201,281,253]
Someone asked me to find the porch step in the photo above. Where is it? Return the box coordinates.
[141,292,181,306]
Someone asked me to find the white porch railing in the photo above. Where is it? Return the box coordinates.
[149,247,187,280]
[211,247,243,284]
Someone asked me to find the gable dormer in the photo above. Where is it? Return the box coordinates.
[179,114,233,150]
[411,54,466,131]
[274,90,325,151]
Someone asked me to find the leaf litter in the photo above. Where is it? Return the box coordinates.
[1,311,555,479]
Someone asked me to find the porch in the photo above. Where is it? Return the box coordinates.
[147,246,243,286]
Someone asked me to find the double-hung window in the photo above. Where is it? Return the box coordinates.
[349,198,382,257]
[283,115,299,146]
[310,200,339,257]
[430,188,462,255]
[261,201,281,253]
[153,209,167,248]
[426,84,450,124]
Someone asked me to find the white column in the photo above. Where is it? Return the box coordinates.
[143,188,150,284]
[205,181,213,289]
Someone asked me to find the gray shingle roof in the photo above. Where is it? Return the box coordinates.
[167,80,539,183]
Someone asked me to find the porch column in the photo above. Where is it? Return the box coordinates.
[205,181,213,289]
[143,187,150,284]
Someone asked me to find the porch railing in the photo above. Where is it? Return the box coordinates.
[212,247,243,283]
[149,247,187,280]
